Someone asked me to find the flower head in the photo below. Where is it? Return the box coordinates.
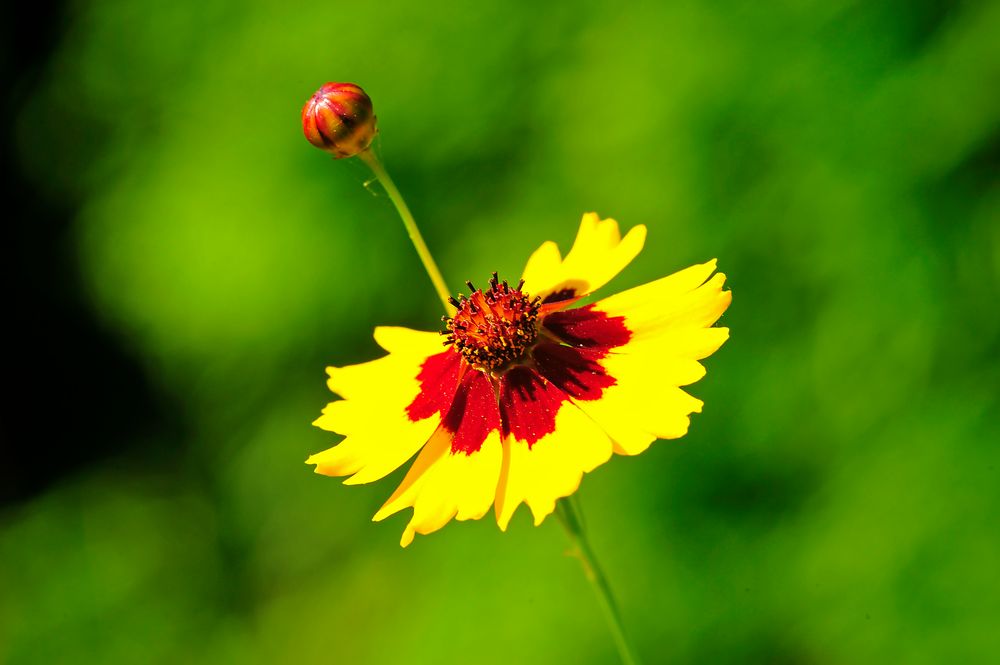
[309,214,731,546]
[302,82,377,158]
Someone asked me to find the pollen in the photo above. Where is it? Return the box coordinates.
[443,272,542,372]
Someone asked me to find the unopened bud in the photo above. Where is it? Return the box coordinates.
[302,83,377,158]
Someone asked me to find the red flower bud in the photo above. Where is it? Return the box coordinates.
[302,83,377,158]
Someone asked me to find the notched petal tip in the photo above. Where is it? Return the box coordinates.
[530,499,558,526]
[520,214,647,302]
[341,472,373,486]
[372,430,503,546]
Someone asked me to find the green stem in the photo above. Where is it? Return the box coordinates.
[358,148,454,314]
[555,498,641,665]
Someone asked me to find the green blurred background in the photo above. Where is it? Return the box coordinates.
[4,0,999,662]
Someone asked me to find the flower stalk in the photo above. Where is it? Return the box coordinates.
[555,497,641,665]
[358,148,455,315]
[358,129,638,663]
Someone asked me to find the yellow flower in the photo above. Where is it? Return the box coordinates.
[308,213,731,546]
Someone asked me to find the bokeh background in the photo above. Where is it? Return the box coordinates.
[4,0,999,663]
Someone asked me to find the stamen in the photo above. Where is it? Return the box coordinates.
[442,273,541,372]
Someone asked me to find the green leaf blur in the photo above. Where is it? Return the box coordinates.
[5,0,999,663]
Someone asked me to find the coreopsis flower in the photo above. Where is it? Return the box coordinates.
[309,213,731,546]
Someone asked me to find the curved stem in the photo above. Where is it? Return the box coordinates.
[555,498,641,665]
[358,149,454,315]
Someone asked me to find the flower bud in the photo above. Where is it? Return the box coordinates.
[302,83,377,158]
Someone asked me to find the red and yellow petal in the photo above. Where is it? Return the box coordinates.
[554,260,732,455]
[495,407,613,530]
[494,367,613,529]
[373,429,503,547]
[520,213,646,303]
[595,259,731,345]
[565,352,712,456]
[374,371,504,546]
[307,326,456,485]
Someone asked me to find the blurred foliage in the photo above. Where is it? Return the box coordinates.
[4,0,1000,663]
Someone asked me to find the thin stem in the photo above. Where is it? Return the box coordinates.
[358,148,454,314]
[555,498,641,665]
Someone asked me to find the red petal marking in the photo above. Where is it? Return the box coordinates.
[405,304,629,455]
[541,288,578,304]
[443,370,502,455]
[538,296,583,317]
[542,304,631,349]
[406,348,465,422]
[499,366,567,446]
[531,343,616,401]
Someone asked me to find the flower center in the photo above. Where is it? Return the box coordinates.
[443,272,541,373]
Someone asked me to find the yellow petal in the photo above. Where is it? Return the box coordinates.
[374,428,503,547]
[570,261,732,455]
[308,402,439,485]
[595,260,731,344]
[568,352,709,456]
[372,325,443,356]
[494,402,613,530]
[520,213,646,302]
[307,326,450,485]
[325,327,443,399]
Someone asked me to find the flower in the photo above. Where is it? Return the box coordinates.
[302,82,377,158]
[308,213,731,546]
